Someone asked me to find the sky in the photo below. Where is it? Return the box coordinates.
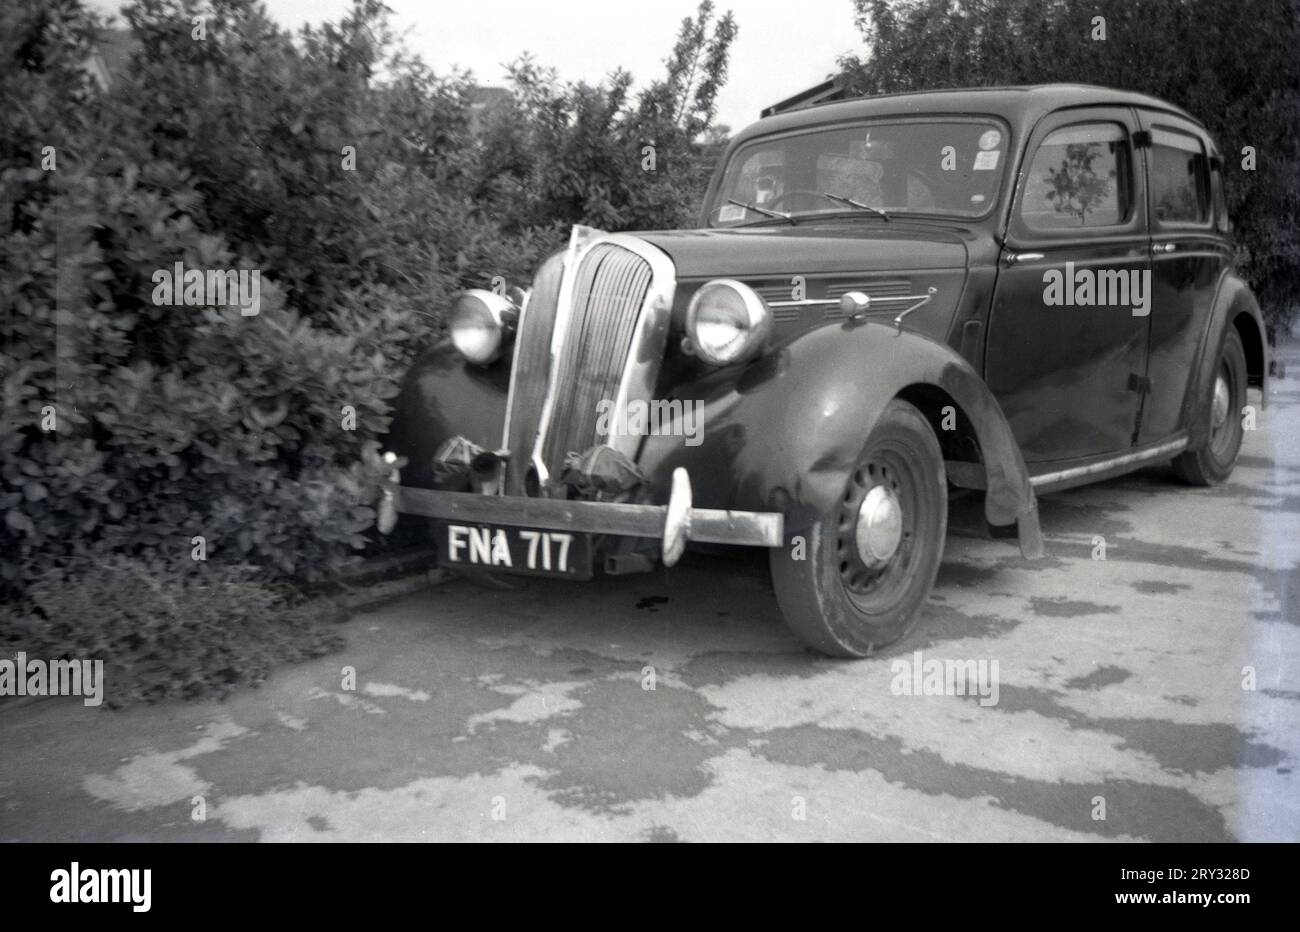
[86,0,866,131]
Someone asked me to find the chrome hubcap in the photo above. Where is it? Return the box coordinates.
[1211,373,1231,429]
[855,485,903,567]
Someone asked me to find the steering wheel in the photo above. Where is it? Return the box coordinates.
[767,189,827,212]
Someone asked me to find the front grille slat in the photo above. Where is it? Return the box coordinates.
[539,243,653,483]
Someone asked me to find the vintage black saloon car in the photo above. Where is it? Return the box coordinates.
[381,84,1269,657]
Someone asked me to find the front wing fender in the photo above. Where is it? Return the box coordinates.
[638,321,1041,555]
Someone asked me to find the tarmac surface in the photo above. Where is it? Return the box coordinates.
[2,344,1297,842]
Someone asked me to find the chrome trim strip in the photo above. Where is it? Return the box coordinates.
[498,286,531,459]
[767,293,934,310]
[1030,436,1188,489]
[766,298,839,308]
[528,225,603,494]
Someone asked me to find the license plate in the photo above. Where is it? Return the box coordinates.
[434,522,593,579]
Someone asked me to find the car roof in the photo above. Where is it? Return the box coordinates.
[733,84,1204,145]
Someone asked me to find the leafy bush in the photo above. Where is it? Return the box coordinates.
[475,3,737,244]
[1,145,401,585]
[0,0,735,702]
[1,557,344,707]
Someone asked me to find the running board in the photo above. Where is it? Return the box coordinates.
[1029,436,1188,494]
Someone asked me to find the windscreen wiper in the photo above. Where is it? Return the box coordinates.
[727,198,794,224]
[823,192,890,221]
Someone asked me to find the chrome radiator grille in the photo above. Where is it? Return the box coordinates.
[502,238,658,495]
[541,243,653,477]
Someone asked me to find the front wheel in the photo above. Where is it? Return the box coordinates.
[770,399,947,658]
[1172,327,1247,486]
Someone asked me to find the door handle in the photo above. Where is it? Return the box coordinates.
[1151,242,1177,254]
[1002,252,1045,267]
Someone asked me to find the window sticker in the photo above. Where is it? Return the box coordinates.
[978,129,1002,151]
[974,150,1000,171]
[718,204,747,222]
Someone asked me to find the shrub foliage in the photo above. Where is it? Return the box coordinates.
[0,0,735,702]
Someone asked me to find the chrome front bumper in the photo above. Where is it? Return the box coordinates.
[387,467,784,567]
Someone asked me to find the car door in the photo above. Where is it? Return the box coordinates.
[986,107,1152,463]
[1133,111,1230,443]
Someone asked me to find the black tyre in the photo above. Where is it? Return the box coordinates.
[1172,327,1247,486]
[769,399,947,658]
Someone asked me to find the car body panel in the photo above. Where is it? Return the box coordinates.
[1134,107,1234,443]
[988,104,1152,462]
[636,227,968,279]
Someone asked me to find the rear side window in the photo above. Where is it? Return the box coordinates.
[1148,127,1208,224]
[1020,123,1130,230]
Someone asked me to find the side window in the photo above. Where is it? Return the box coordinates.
[1148,127,1208,224]
[1020,123,1130,230]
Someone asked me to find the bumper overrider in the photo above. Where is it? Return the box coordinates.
[382,464,784,568]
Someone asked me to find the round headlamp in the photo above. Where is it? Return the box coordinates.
[448,289,518,365]
[685,279,772,366]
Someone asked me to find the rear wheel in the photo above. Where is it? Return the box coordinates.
[1172,328,1247,486]
[769,399,947,658]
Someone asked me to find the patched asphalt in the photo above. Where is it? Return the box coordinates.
[2,344,1297,842]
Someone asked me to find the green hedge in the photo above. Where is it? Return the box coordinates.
[0,0,733,704]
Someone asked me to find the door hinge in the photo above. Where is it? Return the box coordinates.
[1133,130,1152,149]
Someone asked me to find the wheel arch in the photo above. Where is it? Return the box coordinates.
[892,375,1037,540]
[895,382,985,471]
[1184,273,1270,449]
